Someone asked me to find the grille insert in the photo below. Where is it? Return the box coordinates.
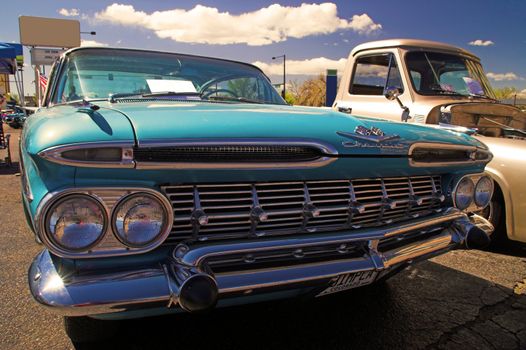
[162,175,444,244]
[134,145,323,163]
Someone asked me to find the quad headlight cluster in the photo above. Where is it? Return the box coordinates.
[452,174,494,211]
[40,189,172,257]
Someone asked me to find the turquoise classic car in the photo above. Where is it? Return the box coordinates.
[23,48,495,342]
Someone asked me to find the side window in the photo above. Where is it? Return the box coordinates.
[350,54,404,95]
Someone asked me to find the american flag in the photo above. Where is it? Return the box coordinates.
[39,74,48,95]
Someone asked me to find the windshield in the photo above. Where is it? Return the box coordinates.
[405,51,496,99]
[52,48,285,105]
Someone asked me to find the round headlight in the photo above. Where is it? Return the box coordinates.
[45,195,107,251]
[112,193,168,247]
[454,177,475,210]
[474,176,494,208]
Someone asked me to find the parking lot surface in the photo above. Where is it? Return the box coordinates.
[1,126,525,350]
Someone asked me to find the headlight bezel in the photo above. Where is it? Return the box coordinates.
[453,176,475,210]
[36,188,174,259]
[474,176,494,208]
[111,192,171,249]
[452,173,494,212]
[42,193,109,254]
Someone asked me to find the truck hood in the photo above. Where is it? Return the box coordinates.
[427,101,525,136]
[106,101,483,155]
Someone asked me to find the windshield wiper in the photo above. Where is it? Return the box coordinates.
[142,91,202,98]
[468,93,498,102]
[205,95,264,104]
[428,88,467,97]
[109,91,201,103]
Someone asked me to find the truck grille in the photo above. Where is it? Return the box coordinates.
[161,175,444,244]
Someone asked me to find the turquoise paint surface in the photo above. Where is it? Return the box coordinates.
[21,100,487,218]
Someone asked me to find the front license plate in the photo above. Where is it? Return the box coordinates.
[316,270,378,297]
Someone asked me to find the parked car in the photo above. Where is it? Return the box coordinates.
[2,106,26,128]
[333,38,526,245]
[23,47,494,342]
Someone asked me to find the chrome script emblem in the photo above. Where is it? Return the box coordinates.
[337,126,400,144]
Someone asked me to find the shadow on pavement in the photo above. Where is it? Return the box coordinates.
[72,261,526,350]
[0,162,19,175]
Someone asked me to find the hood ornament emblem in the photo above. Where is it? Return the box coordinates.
[337,126,400,144]
[337,126,404,150]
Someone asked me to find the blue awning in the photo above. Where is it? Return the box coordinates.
[0,43,23,74]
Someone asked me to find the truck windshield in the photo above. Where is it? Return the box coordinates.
[52,48,286,105]
[405,51,496,99]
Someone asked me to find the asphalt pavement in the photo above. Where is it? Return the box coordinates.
[1,126,525,350]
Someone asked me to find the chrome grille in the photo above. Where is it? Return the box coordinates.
[162,175,444,244]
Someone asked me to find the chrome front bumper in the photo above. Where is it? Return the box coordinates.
[28,209,492,317]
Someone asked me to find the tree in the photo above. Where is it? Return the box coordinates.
[290,75,326,107]
[493,87,517,100]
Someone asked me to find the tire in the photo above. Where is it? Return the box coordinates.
[478,184,507,246]
[64,316,119,343]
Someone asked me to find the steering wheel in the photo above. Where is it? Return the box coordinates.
[201,88,239,99]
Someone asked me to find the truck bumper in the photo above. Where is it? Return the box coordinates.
[28,208,492,318]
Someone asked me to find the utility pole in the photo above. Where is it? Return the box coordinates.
[272,54,286,99]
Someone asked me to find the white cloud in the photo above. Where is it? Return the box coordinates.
[58,8,79,17]
[486,72,523,81]
[80,39,109,47]
[95,3,381,46]
[468,39,494,47]
[348,13,382,35]
[253,57,347,75]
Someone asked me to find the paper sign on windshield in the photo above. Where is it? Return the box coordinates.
[146,79,197,93]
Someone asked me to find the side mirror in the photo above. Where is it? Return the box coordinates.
[384,87,401,101]
[384,87,411,122]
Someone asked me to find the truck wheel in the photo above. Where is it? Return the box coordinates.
[64,316,119,343]
[478,185,507,246]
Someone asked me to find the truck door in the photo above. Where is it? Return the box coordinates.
[335,52,410,122]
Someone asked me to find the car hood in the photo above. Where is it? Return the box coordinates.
[105,101,483,155]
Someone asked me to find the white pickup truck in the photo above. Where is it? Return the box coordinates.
[333,39,526,245]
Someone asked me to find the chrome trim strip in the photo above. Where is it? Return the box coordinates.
[35,187,174,258]
[38,141,135,168]
[408,142,491,167]
[135,138,338,170]
[29,208,484,317]
[175,209,465,267]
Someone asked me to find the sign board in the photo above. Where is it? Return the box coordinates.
[19,16,80,48]
[326,69,337,107]
[31,48,65,65]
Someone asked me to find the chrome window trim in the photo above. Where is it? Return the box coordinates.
[35,187,174,259]
[38,141,135,168]
[134,138,338,170]
[408,142,491,167]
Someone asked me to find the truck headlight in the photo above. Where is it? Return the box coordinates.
[453,176,475,210]
[112,193,169,247]
[45,195,107,251]
[474,176,493,208]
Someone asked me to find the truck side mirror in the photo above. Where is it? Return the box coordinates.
[384,87,411,122]
[384,87,401,101]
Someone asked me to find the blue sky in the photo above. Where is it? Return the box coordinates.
[2,0,526,95]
